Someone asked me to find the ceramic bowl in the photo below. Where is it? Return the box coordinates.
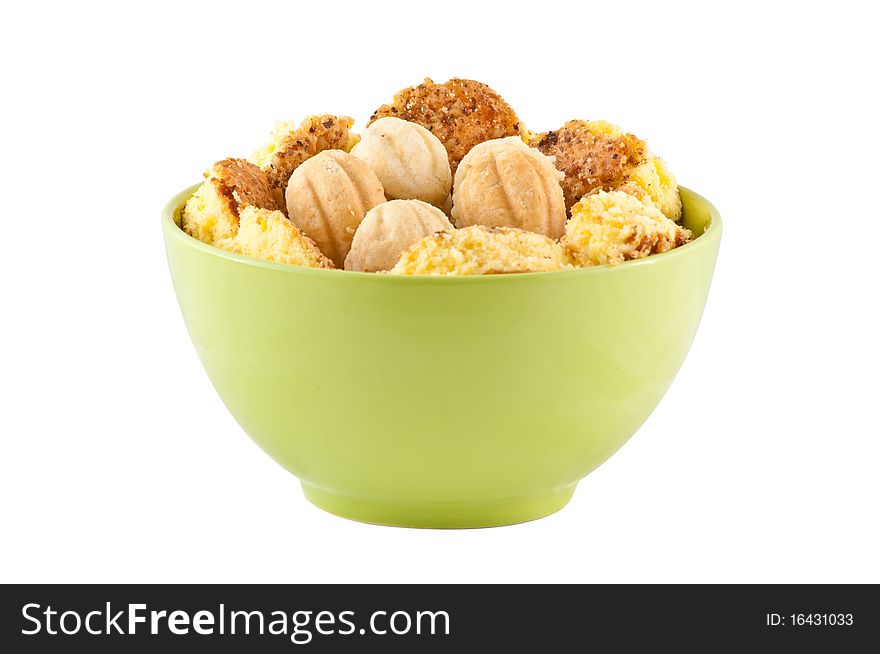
[163,186,721,527]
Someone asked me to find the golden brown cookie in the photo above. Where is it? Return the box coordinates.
[370,78,526,174]
[250,115,359,211]
[530,120,682,220]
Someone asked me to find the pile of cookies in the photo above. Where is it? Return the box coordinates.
[182,78,693,275]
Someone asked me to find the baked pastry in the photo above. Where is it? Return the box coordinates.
[563,190,692,266]
[390,225,571,276]
[250,115,358,210]
[182,158,276,243]
[285,150,386,267]
[217,206,334,268]
[369,78,526,174]
[530,120,682,220]
[345,199,453,272]
[351,117,452,209]
[451,137,566,239]
[181,79,696,273]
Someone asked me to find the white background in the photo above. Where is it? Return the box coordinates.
[2,0,878,583]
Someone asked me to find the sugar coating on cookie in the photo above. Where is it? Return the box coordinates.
[351,117,452,209]
[345,199,453,272]
[182,158,277,243]
[216,206,334,269]
[285,150,386,268]
[563,190,692,267]
[250,115,359,211]
[530,120,682,220]
[451,137,566,240]
[369,78,527,174]
[390,225,571,276]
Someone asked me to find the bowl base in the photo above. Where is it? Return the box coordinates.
[301,483,577,529]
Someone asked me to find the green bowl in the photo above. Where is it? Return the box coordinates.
[163,186,721,528]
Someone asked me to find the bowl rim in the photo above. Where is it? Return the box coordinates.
[162,184,722,282]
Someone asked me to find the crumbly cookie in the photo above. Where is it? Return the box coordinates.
[215,206,334,269]
[182,158,276,243]
[390,225,571,276]
[563,190,692,266]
